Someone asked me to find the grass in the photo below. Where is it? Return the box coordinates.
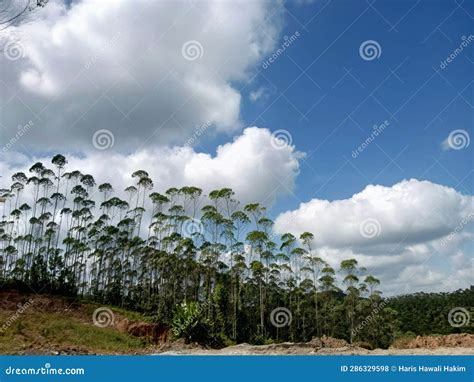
[81,301,153,323]
[0,299,148,354]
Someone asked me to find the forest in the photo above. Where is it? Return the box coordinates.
[0,154,472,349]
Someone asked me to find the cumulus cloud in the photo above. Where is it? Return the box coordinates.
[0,0,283,151]
[274,179,474,294]
[0,127,301,206]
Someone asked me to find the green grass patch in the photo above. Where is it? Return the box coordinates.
[0,310,146,354]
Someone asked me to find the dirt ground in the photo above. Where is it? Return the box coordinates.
[155,346,474,355]
[153,334,474,355]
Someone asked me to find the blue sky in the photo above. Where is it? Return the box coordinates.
[0,0,472,294]
[233,0,473,215]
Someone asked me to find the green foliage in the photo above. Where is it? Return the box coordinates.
[0,154,470,350]
[171,302,225,347]
[387,289,474,335]
[172,302,208,343]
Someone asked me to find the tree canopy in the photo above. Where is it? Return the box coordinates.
[0,155,471,348]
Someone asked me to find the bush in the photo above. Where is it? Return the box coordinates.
[171,302,209,343]
[172,302,229,348]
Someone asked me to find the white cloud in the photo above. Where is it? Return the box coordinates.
[249,87,270,103]
[274,179,474,295]
[0,0,283,151]
[0,126,301,207]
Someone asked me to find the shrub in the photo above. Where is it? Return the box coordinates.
[171,302,211,344]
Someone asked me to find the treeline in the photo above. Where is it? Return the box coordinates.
[387,289,474,336]
[0,155,469,348]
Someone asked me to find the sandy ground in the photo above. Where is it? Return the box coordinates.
[154,341,474,356]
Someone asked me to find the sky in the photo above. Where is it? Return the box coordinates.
[0,0,472,296]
